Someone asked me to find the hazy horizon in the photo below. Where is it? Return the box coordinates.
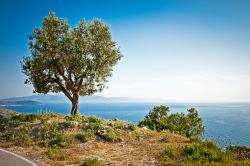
[0,0,250,102]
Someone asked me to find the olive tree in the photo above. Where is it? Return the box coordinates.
[22,12,122,115]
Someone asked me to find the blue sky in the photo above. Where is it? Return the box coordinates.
[0,0,249,102]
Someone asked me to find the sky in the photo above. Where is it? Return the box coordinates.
[0,0,250,102]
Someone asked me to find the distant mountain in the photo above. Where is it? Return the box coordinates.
[0,94,155,104]
[0,100,41,106]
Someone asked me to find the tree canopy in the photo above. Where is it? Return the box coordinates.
[138,105,205,137]
[22,12,122,115]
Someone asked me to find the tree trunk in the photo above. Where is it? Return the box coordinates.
[71,94,79,116]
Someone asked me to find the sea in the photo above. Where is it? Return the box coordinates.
[1,102,250,148]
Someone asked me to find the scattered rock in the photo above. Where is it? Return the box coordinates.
[97,129,107,136]
[72,121,79,128]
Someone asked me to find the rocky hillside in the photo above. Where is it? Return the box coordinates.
[0,110,249,166]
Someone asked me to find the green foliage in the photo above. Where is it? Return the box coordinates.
[226,145,250,160]
[182,142,223,162]
[85,116,102,131]
[87,116,101,124]
[138,106,204,137]
[75,129,94,142]
[102,131,116,142]
[1,131,17,141]
[49,131,69,148]
[162,147,174,160]
[82,158,104,166]
[38,123,71,148]
[146,105,169,121]
[98,128,121,142]
[128,123,136,131]
[65,121,75,128]
[21,12,122,115]
[11,113,40,122]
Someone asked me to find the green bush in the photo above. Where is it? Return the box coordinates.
[65,121,75,128]
[36,123,71,148]
[226,145,250,159]
[138,106,204,137]
[182,144,222,162]
[102,131,117,142]
[82,158,104,166]
[11,113,40,122]
[163,147,174,159]
[202,140,220,151]
[128,124,136,131]
[87,122,101,131]
[75,129,94,142]
[87,116,101,124]
[1,131,17,141]
[49,131,70,148]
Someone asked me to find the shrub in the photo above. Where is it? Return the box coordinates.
[163,147,174,159]
[182,144,222,162]
[47,148,68,160]
[128,124,136,131]
[65,121,75,128]
[202,140,220,151]
[82,158,104,166]
[138,106,204,137]
[87,116,101,123]
[102,131,117,142]
[87,122,101,131]
[11,113,40,122]
[18,132,33,146]
[1,131,17,141]
[75,129,94,142]
[48,131,70,148]
[113,121,126,129]
[226,145,250,159]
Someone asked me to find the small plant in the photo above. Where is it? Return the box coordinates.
[226,145,250,160]
[162,147,174,160]
[47,148,68,160]
[1,131,17,141]
[202,140,220,151]
[82,158,104,166]
[75,129,94,142]
[65,121,75,128]
[49,131,70,148]
[100,128,121,142]
[11,113,39,122]
[182,144,222,162]
[18,132,33,146]
[128,124,136,131]
[87,116,101,124]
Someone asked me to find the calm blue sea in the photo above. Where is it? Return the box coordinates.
[1,102,250,148]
